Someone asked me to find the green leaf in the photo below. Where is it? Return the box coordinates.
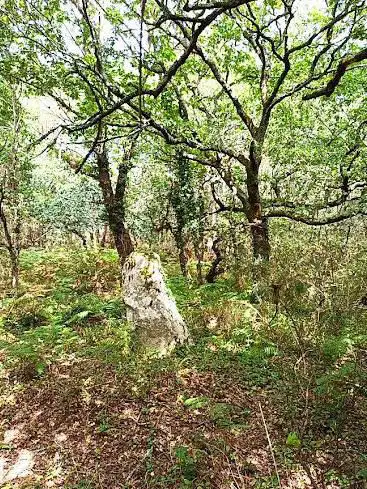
[35,362,46,376]
[183,396,209,409]
[357,469,367,480]
[286,432,301,449]
[65,310,91,325]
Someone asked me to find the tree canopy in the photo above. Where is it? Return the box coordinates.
[0,1,367,488]
[2,0,365,257]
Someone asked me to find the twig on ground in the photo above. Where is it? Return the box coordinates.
[259,401,282,488]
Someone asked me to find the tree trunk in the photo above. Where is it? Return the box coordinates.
[249,213,270,261]
[96,146,134,265]
[174,229,188,277]
[0,199,20,290]
[193,191,205,285]
[206,238,224,283]
[246,153,270,261]
[114,224,134,265]
[194,241,204,285]
[178,248,189,277]
[12,218,21,289]
[100,224,108,248]
[10,249,19,290]
[72,230,87,248]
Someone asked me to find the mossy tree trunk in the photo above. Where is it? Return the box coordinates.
[96,144,134,266]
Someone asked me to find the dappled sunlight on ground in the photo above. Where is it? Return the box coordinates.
[1,249,367,488]
[1,358,365,488]
[0,448,34,485]
[0,361,275,487]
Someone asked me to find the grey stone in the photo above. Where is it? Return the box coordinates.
[122,252,190,354]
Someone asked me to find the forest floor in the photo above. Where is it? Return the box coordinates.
[0,248,366,489]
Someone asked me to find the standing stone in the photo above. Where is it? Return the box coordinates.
[122,252,190,354]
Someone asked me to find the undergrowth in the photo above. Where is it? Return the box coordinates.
[0,231,367,487]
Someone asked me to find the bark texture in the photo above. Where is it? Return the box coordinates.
[0,199,20,290]
[246,144,270,261]
[122,252,190,354]
[96,146,134,265]
[206,238,224,283]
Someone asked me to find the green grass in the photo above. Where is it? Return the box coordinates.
[1,246,367,488]
[0,247,364,388]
